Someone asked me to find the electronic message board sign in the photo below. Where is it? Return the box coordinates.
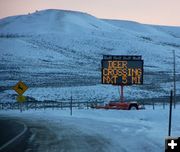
[102,55,143,85]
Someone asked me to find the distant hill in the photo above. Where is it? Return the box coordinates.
[0,9,180,102]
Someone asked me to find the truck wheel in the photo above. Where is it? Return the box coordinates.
[129,105,138,110]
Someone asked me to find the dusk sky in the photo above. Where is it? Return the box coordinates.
[0,0,179,26]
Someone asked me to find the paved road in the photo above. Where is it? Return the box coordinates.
[0,118,29,152]
[25,120,109,152]
[0,117,110,152]
[0,119,22,146]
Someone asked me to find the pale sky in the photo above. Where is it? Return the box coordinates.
[0,0,180,26]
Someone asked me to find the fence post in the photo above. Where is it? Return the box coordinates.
[78,102,80,109]
[87,101,89,109]
[70,95,72,116]
[52,102,54,110]
[43,101,45,110]
[153,101,155,110]
[35,102,37,110]
[61,102,63,109]
[163,100,165,109]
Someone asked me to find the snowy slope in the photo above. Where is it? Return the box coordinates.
[0,9,180,102]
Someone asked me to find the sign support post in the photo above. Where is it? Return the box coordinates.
[120,85,124,102]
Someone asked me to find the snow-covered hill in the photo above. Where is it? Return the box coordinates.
[0,9,180,102]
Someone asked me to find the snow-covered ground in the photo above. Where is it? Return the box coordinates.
[0,106,179,152]
[1,84,166,103]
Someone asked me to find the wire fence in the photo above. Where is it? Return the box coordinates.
[0,100,104,111]
[0,95,178,111]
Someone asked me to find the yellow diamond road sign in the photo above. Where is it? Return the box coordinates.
[13,81,28,95]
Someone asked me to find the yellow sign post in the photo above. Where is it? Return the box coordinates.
[16,95,26,103]
[13,81,28,96]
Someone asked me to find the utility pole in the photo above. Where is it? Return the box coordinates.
[173,50,176,109]
[168,90,173,136]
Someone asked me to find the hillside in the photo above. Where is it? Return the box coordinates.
[0,9,180,102]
